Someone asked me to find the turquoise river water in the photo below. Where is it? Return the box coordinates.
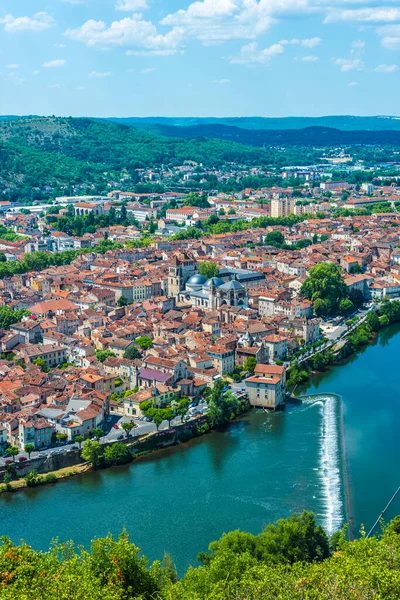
[1,325,399,573]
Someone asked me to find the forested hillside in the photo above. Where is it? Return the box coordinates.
[1,512,400,599]
[0,117,294,200]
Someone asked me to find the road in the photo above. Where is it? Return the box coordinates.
[0,413,186,466]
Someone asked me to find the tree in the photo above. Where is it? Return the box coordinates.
[33,357,47,372]
[161,408,175,429]
[24,444,34,459]
[198,261,219,279]
[244,356,257,373]
[339,298,354,316]
[123,345,142,360]
[104,442,132,466]
[264,231,284,246]
[75,435,84,448]
[117,296,129,307]
[56,433,68,443]
[81,439,103,467]
[0,306,30,330]
[301,262,348,317]
[121,422,134,438]
[207,380,241,427]
[92,428,104,441]
[6,445,19,462]
[366,310,381,332]
[135,336,153,350]
[151,410,164,431]
[95,349,117,363]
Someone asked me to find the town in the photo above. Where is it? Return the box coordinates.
[0,165,400,470]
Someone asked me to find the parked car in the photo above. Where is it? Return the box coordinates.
[18,456,28,462]
[38,453,47,458]
[5,459,13,464]
[106,417,112,423]
[113,423,119,429]
[70,446,78,450]
[117,434,124,440]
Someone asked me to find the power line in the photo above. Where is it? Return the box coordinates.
[366,486,400,538]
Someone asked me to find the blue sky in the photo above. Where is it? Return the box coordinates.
[1,0,400,117]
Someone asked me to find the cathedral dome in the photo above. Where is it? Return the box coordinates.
[187,274,207,286]
[203,277,224,288]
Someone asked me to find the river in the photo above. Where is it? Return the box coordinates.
[1,325,399,573]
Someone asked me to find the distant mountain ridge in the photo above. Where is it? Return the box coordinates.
[3,115,400,131]
[103,115,400,132]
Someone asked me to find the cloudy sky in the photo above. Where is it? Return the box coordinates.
[1,0,400,117]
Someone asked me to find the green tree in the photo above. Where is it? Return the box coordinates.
[207,380,241,427]
[264,231,285,246]
[92,428,104,441]
[366,310,381,332]
[135,336,153,350]
[301,262,348,317]
[339,298,354,316]
[56,433,68,443]
[198,261,219,279]
[244,356,257,373]
[151,410,164,431]
[81,439,103,467]
[24,444,35,459]
[117,296,129,307]
[104,442,132,466]
[33,357,47,372]
[121,422,135,438]
[95,349,117,363]
[123,345,142,360]
[6,445,19,462]
[75,435,84,448]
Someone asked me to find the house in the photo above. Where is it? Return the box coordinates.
[18,417,54,450]
[244,364,286,409]
[20,345,67,368]
[10,320,42,344]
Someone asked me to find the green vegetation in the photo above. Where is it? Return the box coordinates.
[301,262,352,317]
[243,356,257,373]
[123,345,142,360]
[198,261,219,279]
[207,380,245,427]
[1,513,400,599]
[0,306,30,330]
[135,336,153,350]
[95,349,117,363]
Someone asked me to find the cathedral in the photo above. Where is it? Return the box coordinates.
[178,274,248,309]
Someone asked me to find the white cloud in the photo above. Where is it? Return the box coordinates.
[325,8,400,24]
[89,71,112,77]
[230,41,284,64]
[214,78,230,84]
[32,70,40,75]
[374,63,398,72]
[280,37,321,48]
[161,0,279,44]
[377,25,400,50]
[352,40,365,49]
[141,67,156,73]
[302,55,318,61]
[55,43,66,48]
[349,81,358,87]
[301,37,321,48]
[116,0,149,10]
[7,64,19,69]
[0,12,55,33]
[43,59,66,68]
[65,15,184,53]
[333,57,364,72]
[47,83,62,88]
